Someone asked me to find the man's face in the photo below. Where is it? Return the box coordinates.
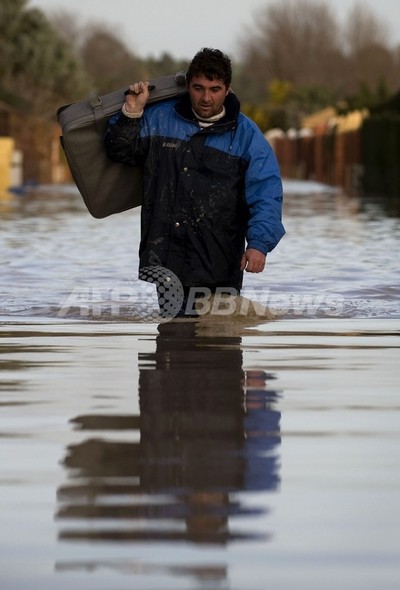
[188,74,230,119]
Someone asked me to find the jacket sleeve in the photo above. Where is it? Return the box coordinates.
[244,124,285,254]
[104,111,148,166]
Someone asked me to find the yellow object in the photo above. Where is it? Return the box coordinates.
[301,108,369,134]
[301,107,337,131]
[335,109,369,133]
[0,137,15,192]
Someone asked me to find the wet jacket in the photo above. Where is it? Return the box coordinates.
[105,92,285,290]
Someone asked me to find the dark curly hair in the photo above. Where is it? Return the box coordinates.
[186,48,232,87]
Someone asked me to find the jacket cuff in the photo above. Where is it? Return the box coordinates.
[122,104,144,118]
[247,240,269,255]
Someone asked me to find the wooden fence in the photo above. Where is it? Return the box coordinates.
[271,128,362,195]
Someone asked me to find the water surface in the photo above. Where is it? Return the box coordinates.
[0,183,399,589]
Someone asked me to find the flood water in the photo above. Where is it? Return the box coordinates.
[1,181,399,590]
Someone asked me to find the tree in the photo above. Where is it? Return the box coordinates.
[49,11,188,91]
[143,52,188,79]
[0,0,89,115]
[234,0,399,126]
[0,0,27,95]
[47,8,85,54]
[80,24,145,95]
[237,0,343,103]
[341,2,397,93]
[343,1,389,56]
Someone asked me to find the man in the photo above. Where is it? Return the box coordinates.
[105,48,285,316]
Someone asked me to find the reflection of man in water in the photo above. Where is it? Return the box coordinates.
[139,323,281,542]
[57,323,281,550]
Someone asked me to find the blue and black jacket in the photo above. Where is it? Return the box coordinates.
[105,92,285,290]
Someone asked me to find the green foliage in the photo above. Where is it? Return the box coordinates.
[0,0,89,115]
[241,103,271,131]
[0,2,188,116]
[370,90,400,116]
[341,79,392,113]
[0,0,27,78]
[2,0,398,131]
[268,80,293,106]
[241,79,337,132]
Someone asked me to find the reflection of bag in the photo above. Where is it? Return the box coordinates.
[57,72,187,219]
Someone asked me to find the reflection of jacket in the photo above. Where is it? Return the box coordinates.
[105,92,285,289]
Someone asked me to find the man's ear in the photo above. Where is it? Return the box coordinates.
[226,86,231,96]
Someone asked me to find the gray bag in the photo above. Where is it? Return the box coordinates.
[57,72,187,218]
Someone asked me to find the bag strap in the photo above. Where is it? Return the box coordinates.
[89,94,106,133]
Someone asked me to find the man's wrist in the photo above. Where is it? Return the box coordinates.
[122,104,144,118]
[247,242,268,255]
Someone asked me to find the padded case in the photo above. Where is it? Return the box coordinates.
[57,72,187,218]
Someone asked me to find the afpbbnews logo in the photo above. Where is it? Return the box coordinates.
[57,265,345,321]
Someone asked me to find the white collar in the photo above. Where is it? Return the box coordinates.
[192,106,226,127]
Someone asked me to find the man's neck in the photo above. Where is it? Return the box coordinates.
[192,106,226,127]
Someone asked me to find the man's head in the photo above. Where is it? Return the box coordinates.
[186,48,232,119]
[186,48,232,87]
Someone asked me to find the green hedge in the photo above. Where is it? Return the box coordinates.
[361,114,400,198]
